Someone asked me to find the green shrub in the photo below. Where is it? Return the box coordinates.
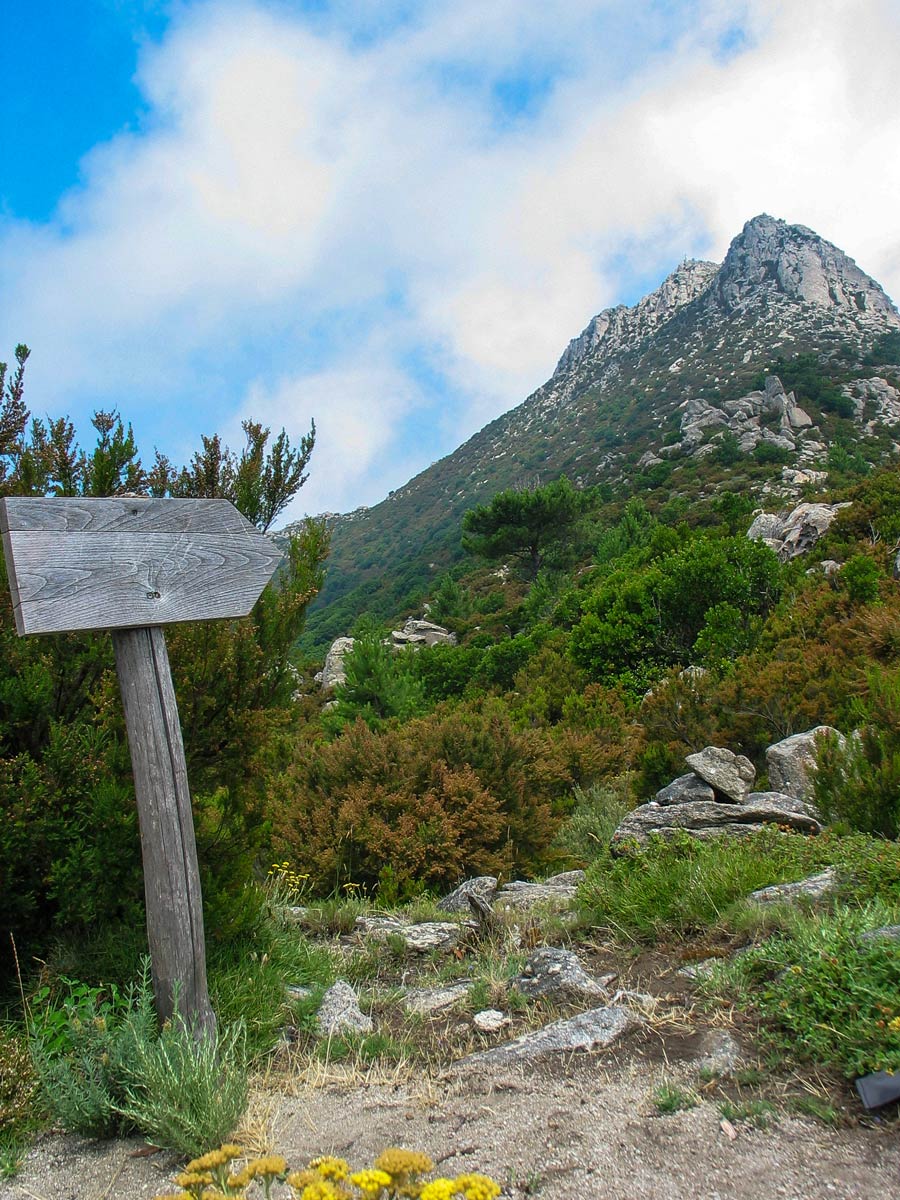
[708,902,900,1078]
[812,672,900,838]
[841,555,882,605]
[552,781,632,863]
[328,620,427,729]
[116,1014,248,1159]
[29,962,248,1155]
[29,973,153,1138]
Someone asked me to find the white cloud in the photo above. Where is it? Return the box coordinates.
[233,352,427,518]
[1,0,899,521]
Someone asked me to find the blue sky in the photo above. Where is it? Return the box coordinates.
[2,0,899,522]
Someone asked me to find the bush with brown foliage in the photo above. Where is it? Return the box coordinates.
[270,698,564,895]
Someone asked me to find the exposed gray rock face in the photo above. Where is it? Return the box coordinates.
[612,794,822,846]
[542,870,586,886]
[749,867,837,906]
[748,502,851,561]
[678,374,815,459]
[403,983,472,1015]
[437,876,499,913]
[494,878,581,911]
[713,214,899,321]
[555,259,719,377]
[317,636,355,691]
[766,726,845,800]
[859,925,900,945]
[354,916,462,952]
[842,376,900,431]
[655,773,715,806]
[457,1005,640,1069]
[514,947,612,1003]
[316,981,373,1035]
[391,618,457,648]
[685,746,756,803]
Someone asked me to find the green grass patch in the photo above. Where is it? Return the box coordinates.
[578,829,900,942]
[653,1082,698,1114]
[720,1098,774,1128]
[316,1030,409,1065]
[209,918,337,1059]
[578,828,839,941]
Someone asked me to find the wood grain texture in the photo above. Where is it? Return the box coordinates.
[0,495,256,534]
[113,626,216,1037]
[0,497,281,635]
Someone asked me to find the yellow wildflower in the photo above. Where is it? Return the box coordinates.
[245,1156,288,1178]
[888,1015,900,1033]
[286,1169,320,1190]
[374,1148,435,1178]
[350,1168,392,1195]
[175,1171,213,1190]
[310,1156,350,1181]
[419,1181,459,1200]
[296,1182,343,1200]
[454,1173,501,1200]
[186,1147,244,1173]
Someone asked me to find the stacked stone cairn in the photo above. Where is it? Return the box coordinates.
[611,728,843,847]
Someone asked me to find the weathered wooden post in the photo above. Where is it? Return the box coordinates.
[0,496,281,1038]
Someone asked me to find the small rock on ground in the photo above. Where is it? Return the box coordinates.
[456,1004,640,1069]
[316,980,373,1036]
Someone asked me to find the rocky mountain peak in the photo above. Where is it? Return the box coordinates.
[554,257,718,377]
[307,215,900,648]
[713,214,900,323]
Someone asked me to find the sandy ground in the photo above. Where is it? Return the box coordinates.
[4,1050,898,1200]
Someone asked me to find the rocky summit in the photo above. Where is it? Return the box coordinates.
[303,215,900,647]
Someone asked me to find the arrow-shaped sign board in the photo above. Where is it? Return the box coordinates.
[0,495,284,1038]
[0,496,281,636]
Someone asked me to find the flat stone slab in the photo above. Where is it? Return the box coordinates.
[515,947,612,1002]
[473,1009,509,1033]
[456,1005,640,1069]
[494,881,579,911]
[437,876,498,913]
[749,867,837,906]
[354,916,462,951]
[403,983,472,1015]
[612,794,822,846]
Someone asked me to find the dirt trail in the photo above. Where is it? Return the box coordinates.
[4,1054,898,1200]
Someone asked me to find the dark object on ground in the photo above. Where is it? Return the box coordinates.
[855,1070,900,1109]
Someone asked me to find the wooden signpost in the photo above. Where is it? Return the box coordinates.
[0,496,282,1038]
